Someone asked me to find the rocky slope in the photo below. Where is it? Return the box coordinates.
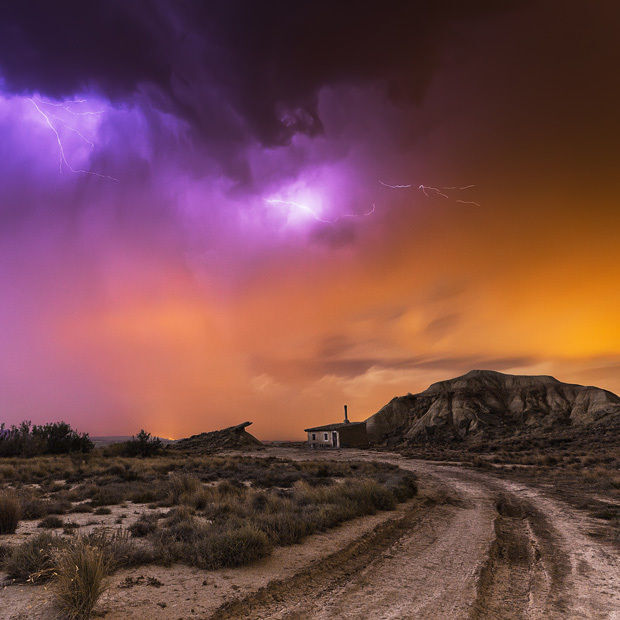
[366,370,620,444]
[173,421,263,453]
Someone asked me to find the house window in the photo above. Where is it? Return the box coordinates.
[324,433,328,441]
[311,433,316,441]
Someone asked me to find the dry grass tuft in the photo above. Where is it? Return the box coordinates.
[52,540,111,619]
[168,473,202,504]
[3,533,68,582]
[0,489,21,534]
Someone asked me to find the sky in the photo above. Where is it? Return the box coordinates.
[0,1,619,440]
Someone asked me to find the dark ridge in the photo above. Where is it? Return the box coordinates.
[172,422,263,453]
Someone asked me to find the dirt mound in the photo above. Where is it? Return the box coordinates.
[366,370,620,444]
[172,421,263,453]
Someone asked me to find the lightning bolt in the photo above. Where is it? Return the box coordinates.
[380,180,480,206]
[29,98,118,182]
[379,180,413,189]
[265,198,375,224]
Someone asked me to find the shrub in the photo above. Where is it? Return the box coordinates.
[193,526,270,570]
[52,541,110,619]
[386,473,418,501]
[0,421,93,457]
[45,499,72,515]
[0,465,17,480]
[3,533,68,582]
[354,480,397,511]
[168,473,201,504]
[82,529,152,568]
[113,430,163,458]
[38,515,64,529]
[253,510,310,545]
[129,513,159,537]
[21,493,71,518]
[88,486,125,507]
[0,490,21,534]
[70,503,94,514]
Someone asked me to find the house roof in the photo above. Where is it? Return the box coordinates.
[304,422,366,432]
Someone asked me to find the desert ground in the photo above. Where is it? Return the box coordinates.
[1,446,618,619]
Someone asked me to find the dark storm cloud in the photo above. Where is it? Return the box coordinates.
[0,1,519,151]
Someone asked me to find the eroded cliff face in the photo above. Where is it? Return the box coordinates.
[365,370,620,444]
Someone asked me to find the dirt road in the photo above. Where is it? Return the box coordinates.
[214,449,620,619]
[3,450,617,619]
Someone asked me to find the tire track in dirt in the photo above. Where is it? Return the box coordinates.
[210,456,499,619]
[210,499,458,619]
[470,494,566,619]
[218,449,619,619]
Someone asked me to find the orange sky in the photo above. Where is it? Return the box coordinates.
[1,1,619,440]
[56,182,619,440]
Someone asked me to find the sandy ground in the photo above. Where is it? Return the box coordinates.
[1,448,619,619]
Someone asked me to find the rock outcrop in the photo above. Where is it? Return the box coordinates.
[173,421,263,453]
[366,370,620,444]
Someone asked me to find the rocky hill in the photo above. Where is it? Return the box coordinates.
[172,421,263,453]
[366,370,620,445]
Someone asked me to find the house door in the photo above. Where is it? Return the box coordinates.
[332,431,338,448]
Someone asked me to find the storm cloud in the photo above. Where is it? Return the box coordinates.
[0,2,517,157]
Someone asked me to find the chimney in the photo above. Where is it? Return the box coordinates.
[344,404,349,423]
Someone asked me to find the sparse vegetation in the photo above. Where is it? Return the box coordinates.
[145,472,416,570]
[401,423,619,540]
[0,450,418,581]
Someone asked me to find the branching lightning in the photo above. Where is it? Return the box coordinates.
[380,180,480,206]
[265,198,375,224]
[29,98,118,182]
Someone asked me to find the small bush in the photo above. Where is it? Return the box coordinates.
[39,515,64,529]
[0,490,21,534]
[70,504,94,514]
[20,496,49,519]
[194,526,270,569]
[129,513,159,537]
[89,486,125,507]
[168,473,201,504]
[386,473,418,501]
[113,430,163,458]
[52,541,110,619]
[82,529,151,568]
[3,533,68,582]
[47,499,72,515]
[253,511,310,545]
